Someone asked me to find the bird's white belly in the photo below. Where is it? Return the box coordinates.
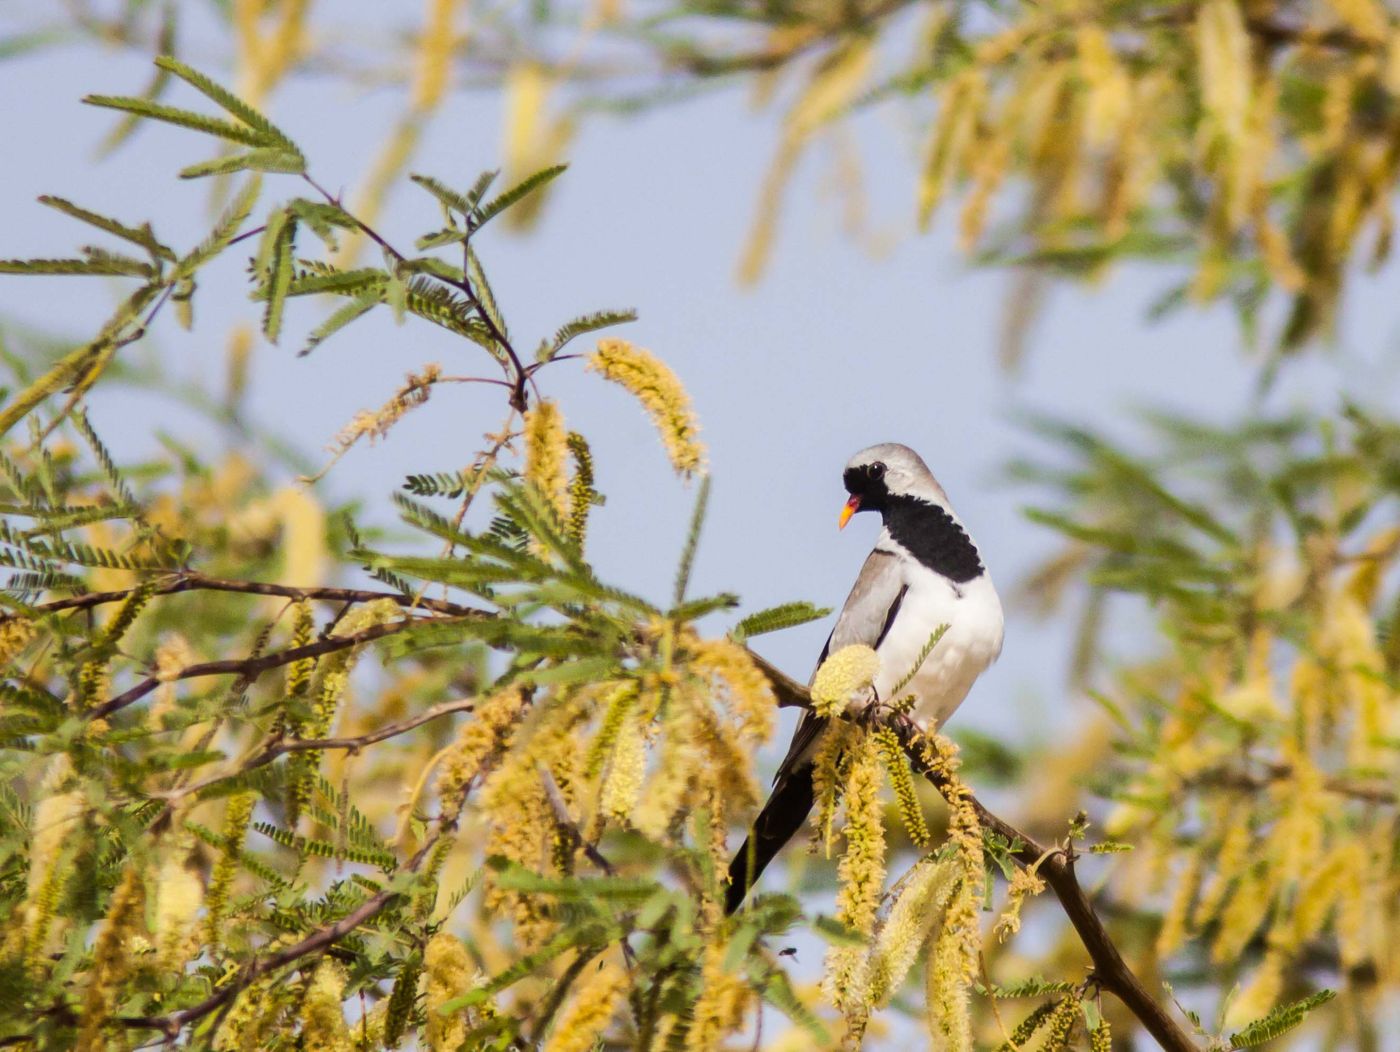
[873,574,1003,732]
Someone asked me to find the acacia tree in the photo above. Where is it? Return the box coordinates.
[0,5,1398,1052]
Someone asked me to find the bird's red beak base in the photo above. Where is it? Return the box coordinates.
[838,496,860,530]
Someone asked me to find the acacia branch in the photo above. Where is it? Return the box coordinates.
[87,616,462,721]
[154,696,479,802]
[747,652,1198,1052]
[33,570,484,618]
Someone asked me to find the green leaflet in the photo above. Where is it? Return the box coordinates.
[535,307,637,362]
[730,600,831,642]
[475,164,568,228]
[1228,990,1337,1049]
[37,196,175,261]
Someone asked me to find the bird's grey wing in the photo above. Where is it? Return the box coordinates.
[726,548,908,913]
[777,548,908,774]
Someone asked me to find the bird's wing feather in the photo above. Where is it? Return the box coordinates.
[776,549,907,775]
[726,548,908,913]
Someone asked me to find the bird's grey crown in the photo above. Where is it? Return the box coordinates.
[846,442,949,506]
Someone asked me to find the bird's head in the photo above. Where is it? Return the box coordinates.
[838,443,947,528]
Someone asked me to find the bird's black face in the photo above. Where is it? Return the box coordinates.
[838,461,888,528]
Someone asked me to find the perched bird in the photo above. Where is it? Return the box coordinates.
[725,443,1004,913]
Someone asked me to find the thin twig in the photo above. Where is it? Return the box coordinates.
[152,696,479,802]
[87,616,461,721]
[31,570,483,618]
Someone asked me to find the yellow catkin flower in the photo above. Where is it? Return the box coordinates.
[302,960,352,1052]
[566,432,595,546]
[874,726,929,848]
[1224,943,1287,1030]
[20,755,84,965]
[412,0,459,111]
[584,682,639,778]
[600,711,646,821]
[524,399,571,522]
[825,731,886,1016]
[1156,853,1202,958]
[1294,845,1351,946]
[993,864,1046,942]
[926,879,978,1052]
[810,644,880,719]
[480,701,584,948]
[688,944,749,1052]
[811,722,856,856]
[290,598,401,822]
[216,976,279,1052]
[76,866,146,1052]
[541,960,628,1052]
[0,616,35,664]
[631,733,700,841]
[1193,806,1251,929]
[1090,1018,1112,1052]
[864,858,958,1007]
[1212,866,1272,963]
[207,791,256,947]
[688,637,776,741]
[153,844,204,970]
[587,339,705,476]
[436,686,528,820]
[911,733,982,1052]
[271,486,329,587]
[424,932,471,1051]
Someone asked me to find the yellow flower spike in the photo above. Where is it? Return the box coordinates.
[992,864,1046,942]
[435,686,528,820]
[809,722,853,857]
[864,858,958,1007]
[824,730,886,1017]
[1224,943,1288,1029]
[301,960,353,1052]
[688,637,776,741]
[76,866,147,1052]
[207,792,256,948]
[0,615,35,664]
[688,943,750,1051]
[599,711,646,821]
[1156,853,1201,958]
[524,398,570,522]
[873,726,929,848]
[924,879,978,1052]
[153,842,204,971]
[810,644,880,719]
[424,932,472,1051]
[20,755,84,967]
[541,959,628,1052]
[587,339,705,477]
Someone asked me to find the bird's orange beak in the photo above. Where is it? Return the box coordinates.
[838,495,860,530]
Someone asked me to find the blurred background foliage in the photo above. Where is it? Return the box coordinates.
[1,1,1399,1050]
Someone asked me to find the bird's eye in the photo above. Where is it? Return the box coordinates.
[870,462,886,478]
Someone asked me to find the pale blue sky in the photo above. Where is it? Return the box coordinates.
[3,16,1398,760]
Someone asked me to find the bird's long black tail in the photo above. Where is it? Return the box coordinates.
[724,764,816,914]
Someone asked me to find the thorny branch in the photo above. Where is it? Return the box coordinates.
[747,652,1200,1052]
[152,696,480,802]
[34,569,485,618]
[86,615,471,721]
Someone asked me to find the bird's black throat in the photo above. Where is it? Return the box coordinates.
[843,464,984,582]
[881,496,984,583]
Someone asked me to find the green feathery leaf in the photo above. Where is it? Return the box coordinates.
[38,196,176,261]
[474,164,568,228]
[535,308,638,362]
[731,601,831,642]
[1228,990,1337,1049]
